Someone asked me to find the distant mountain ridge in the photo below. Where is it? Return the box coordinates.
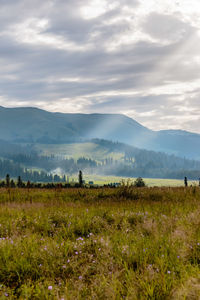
[0,106,200,159]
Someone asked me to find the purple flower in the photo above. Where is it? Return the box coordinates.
[79,276,83,280]
[48,286,53,290]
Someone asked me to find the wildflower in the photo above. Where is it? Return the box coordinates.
[75,251,78,255]
[79,276,83,280]
[4,293,8,297]
[177,256,180,259]
[48,286,53,290]
[67,259,70,263]
[167,271,171,274]
[63,265,66,269]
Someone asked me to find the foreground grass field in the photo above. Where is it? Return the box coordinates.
[0,187,200,299]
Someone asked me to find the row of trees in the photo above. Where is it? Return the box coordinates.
[1,172,146,189]
[4,154,98,173]
[1,154,200,181]
[0,159,65,183]
[0,174,76,189]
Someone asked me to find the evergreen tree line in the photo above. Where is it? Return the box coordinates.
[6,150,200,175]
[5,154,98,173]
[0,171,93,189]
[0,159,65,182]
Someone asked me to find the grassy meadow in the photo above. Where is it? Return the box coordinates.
[68,174,199,188]
[72,175,189,187]
[0,186,200,299]
[35,142,124,161]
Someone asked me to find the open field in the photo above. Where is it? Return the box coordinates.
[0,187,200,299]
[70,175,197,187]
[35,143,124,161]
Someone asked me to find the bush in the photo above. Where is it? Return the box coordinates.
[133,177,146,187]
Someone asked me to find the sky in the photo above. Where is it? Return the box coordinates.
[0,0,200,132]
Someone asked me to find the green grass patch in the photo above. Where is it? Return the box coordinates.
[69,174,195,187]
[35,142,124,161]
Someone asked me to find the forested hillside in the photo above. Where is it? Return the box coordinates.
[1,139,200,180]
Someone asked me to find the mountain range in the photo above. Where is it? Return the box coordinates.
[0,106,200,160]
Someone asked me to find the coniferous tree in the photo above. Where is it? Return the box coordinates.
[184,176,188,187]
[6,174,10,187]
[17,176,22,188]
[79,170,83,187]
[10,179,15,188]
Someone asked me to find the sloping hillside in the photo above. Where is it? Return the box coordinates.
[1,106,200,159]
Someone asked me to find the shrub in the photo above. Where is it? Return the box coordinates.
[133,177,146,187]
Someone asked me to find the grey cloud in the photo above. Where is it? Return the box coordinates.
[0,0,199,132]
[142,12,195,43]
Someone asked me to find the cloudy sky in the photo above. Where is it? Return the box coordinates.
[1,0,200,132]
